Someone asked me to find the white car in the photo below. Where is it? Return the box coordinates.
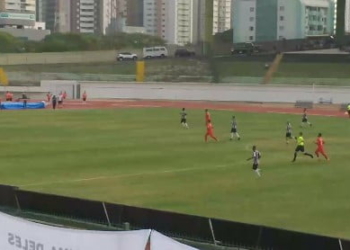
[117,52,138,61]
[143,46,168,59]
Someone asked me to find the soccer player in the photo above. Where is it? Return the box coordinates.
[5,91,11,101]
[300,108,312,127]
[230,116,241,140]
[246,145,261,177]
[82,91,87,103]
[46,92,52,103]
[58,92,63,108]
[285,121,293,144]
[205,120,218,142]
[52,95,57,110]
[292,132,314,162]
[205,109,211,125]
[180,108,189,129]
[315,133,329,161]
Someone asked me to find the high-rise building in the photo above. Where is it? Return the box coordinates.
[126,0,144,26]
[144,0,199,45]
[346,0,350,33]
[143,0,165,37]
[36,0,71,33]
[233,0,335,43]
[70,0,120,35]
[167,0,199,45]
[116,0,127,17]
[213,0,232,34]
[0,0,36,27]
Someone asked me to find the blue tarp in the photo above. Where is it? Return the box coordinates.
[1,101,46,110]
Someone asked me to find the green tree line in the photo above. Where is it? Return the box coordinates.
[0,32,166,53]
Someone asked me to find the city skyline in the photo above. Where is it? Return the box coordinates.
[0,0,348,44]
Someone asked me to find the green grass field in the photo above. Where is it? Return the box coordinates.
[1,108,350,239]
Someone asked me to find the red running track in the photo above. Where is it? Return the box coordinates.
[58,99,346,118]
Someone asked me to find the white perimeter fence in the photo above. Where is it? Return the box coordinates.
[1,81,350,104]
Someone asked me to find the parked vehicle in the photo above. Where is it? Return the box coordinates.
[117,52,138,61]
[143,46,168,59]
[231,42,261,55]
[174,48,196,57]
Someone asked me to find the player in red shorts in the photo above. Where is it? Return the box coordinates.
[205,120,218,142]
[205,109,211,125]
[315,133,329,160]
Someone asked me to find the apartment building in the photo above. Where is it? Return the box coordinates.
[143,0,199,45]
[213,0,232,34]
[127,0,144,26]
[233,0,335,43]
[0,0,36,26]
[346,0,350,33]
[143,0,164,37]
[70,0,121,35]
[70,0,98,33]
[36,0,71,33]
[166,0,199,45]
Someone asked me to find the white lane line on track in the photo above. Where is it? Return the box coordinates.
[20,163,235,188]
[111,104,162,108]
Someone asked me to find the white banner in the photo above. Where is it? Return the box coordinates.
[0,211,150,250]
[150,231,198,250]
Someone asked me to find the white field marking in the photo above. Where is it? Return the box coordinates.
[20,163,235,188]
[266,111,339,117]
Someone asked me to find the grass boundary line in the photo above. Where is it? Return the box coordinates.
[19,163,237,188]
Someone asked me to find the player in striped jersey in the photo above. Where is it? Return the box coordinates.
[285,121,293,144]
[230,116,241,141]
[247,145,262,177]
[300,109,312,127]
[180,108,189,129]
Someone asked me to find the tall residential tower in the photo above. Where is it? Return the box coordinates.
[0,0,36,27]
[233,0,335,43]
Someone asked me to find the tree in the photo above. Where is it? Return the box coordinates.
[0,32,23,53]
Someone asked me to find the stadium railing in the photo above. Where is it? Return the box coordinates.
[0,185,349,250]
[294,100,314,109]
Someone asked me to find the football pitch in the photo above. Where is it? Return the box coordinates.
[0,107,349,239]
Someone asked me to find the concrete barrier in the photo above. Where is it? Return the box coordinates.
[79,82,350,104]
[4,80,350,104]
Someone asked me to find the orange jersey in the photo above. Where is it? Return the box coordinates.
[206,123,214,133]
[82,93,87,99]
[316,137,325,148]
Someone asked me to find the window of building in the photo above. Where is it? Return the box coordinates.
[249,36,254,41]
[280,6,284,11]
[280,16,284,21]
[279,26,284,31]
[249,26,254,31]
[250,17,254,22]
[250,7,254,12]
